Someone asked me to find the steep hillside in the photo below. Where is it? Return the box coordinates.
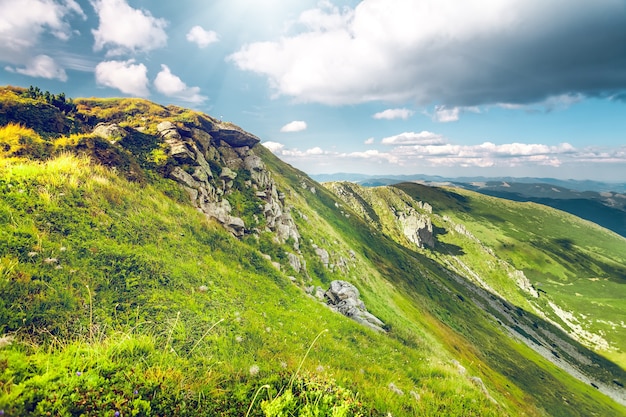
[324,181,626,400]
[0,86,624,416]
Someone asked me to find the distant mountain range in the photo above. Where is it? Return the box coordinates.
[311,173,626,193]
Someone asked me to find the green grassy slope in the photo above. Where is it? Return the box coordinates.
[262,150,626,416]
[459,182,626,238]
[0,154,510,416]
[0,86,624,416]
[322,179,626,408]
[394,182,626,366]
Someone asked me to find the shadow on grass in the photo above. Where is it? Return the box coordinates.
[354,220,625,417]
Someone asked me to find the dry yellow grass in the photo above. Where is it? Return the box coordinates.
[0,123,42,156]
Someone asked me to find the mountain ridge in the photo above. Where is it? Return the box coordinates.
[311,173,626,193]
[1,85,624,416]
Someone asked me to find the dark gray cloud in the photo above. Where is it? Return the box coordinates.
[230,0,626,107]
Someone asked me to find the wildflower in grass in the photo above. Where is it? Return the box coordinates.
[0,335,14,348]
[55,265,63,270]
[27,251,38,257]
[134,389,139,395]
[249,365,260,376]
[265,326,271,333]
[44,257,58,264]
[388,382,403,395]
[60,246,67,252]
[316,365,325,373]
[235,335,243,343]
[280,361,288,369]
[198,285,208,292]
[76,371,82,376]
[114,411,120,417]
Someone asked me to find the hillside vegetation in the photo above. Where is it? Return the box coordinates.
[0,85,624,416]
[456,181,626,238]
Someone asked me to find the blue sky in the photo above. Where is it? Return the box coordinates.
[1,0,626,181]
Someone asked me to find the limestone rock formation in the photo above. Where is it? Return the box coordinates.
[93,123,127,143]
[397,209,435,248]
[325,280,386,332]
[158,120,299,244]
[314,247,330,267]
[510,269,539,298]
[287,252,306,273]
[212,126,260,148]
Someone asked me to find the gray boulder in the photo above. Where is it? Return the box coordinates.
[156,121,181,140]
[93,123,127,143]
[220,167,238,181]
[287,252,302,272]
[169,166,201,189]
[315,247,330,267]
[325,280,386,332]
[212,127,260,148]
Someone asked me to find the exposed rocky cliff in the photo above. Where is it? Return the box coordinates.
[93,119,300,245]
[324,182,435,249]
[396,207,435,249]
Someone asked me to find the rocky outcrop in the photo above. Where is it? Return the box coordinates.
[314,246,330,267]
[156,120,298,243]
[93,122,127,143]
[287,252,304,273]
[397,209,435,248]
[212,126,260,148]
[509,269,539,298]
[325,280,385,332]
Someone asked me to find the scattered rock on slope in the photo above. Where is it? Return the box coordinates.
[325,280,386,332]
[93,122,127,143]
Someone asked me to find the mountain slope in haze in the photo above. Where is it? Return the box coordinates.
[313,173,626,239]
[0,85,625,416]
[456,181,626,238]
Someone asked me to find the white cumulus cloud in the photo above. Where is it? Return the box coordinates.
[259,135,626,176]
[364,137,375,145]
[280,120,307,133]
[95,59,149,96]
[386,141,579,168]
[343,149,399,164]
[262,141,285,153]
[230,0,626,107]
[186,25,219,48]
[0,0,84,67]
[433,106,460,122]
[373,108,414,120]
[154,65,207,103]
[382,131,446,146]
[92,0,167,56]
[5,55,67,81]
